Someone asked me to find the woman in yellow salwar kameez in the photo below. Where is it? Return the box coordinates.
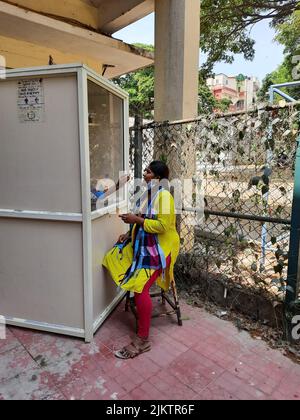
[103,161,180,359]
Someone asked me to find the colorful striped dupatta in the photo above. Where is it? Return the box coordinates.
[118,187,167,285]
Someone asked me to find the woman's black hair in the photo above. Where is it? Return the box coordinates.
[149,161,170,180]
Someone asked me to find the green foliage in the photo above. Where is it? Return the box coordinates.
[117,55,233,117]
[258,74,275,102]
[115,3,299,114]
[198,83,217,114]
[275,10,300,56]
[275,10,300,98]
[217,98,233,113]
[259,10,300,102]
[200,0,299,78]
[258,58,296,102]
[113,44,154,118]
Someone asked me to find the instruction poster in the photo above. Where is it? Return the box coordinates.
[17,79,45,123]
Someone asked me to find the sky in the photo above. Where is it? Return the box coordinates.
[114,13,284,83]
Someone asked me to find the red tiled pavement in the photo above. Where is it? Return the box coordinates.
[0,299,300,400]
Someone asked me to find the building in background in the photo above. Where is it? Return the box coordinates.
[207,73,260,112]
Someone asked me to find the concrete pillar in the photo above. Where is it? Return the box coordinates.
[154,0,201,253]
[154,0,200,122]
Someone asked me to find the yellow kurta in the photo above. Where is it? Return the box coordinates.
[102,190,180,294]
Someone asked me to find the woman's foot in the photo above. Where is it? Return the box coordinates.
[114,335,151,359]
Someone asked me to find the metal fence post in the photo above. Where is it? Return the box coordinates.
[134,114,143,180]
[285,132,300,338]
[260,95,273,272]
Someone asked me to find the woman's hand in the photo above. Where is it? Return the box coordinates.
[118,232,130,244]
[119,214,144,225]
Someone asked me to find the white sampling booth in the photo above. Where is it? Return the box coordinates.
[0,64,129,342]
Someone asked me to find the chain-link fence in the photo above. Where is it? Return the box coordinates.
[130,104,300,306]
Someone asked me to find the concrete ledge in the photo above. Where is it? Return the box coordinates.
[0,1,153,77]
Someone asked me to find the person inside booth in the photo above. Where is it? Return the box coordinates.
[91,175,129,211]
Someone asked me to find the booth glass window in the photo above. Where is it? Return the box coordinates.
[88,79,124,211]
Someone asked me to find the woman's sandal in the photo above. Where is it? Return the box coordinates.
[114,336,151,359]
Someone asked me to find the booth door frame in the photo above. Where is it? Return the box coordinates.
[0,64,129,342]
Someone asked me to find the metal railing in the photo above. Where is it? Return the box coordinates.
[130,103,300,305]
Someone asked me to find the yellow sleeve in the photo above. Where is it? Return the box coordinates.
[143,191,174,234]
